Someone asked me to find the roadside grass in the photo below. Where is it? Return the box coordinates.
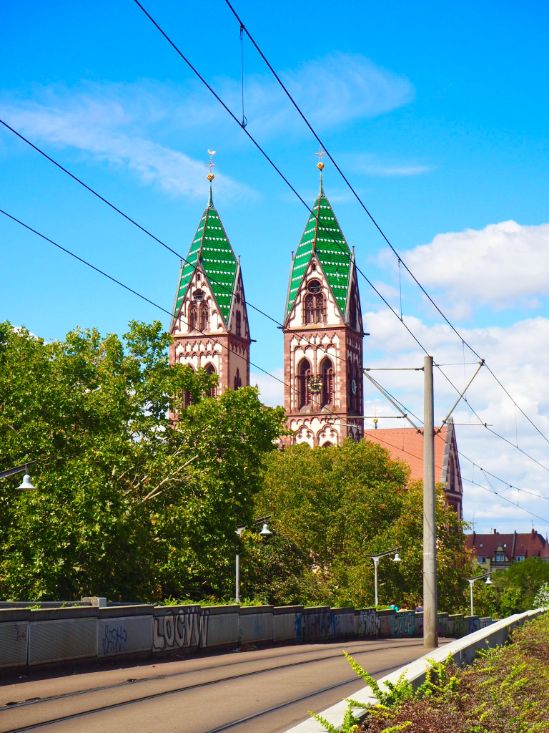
[313,612,549,733]
[359,612,549,733]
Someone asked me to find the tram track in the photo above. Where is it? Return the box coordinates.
[1,639,431,732]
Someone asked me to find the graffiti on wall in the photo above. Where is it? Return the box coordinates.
[153,607,207,652]
[357,609,380,638]
[101,624,128,655]
[388,611,417,637]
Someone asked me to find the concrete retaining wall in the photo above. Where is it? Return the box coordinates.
[287,608,545,733]
[0,601,498,675]
[238,605,273,645]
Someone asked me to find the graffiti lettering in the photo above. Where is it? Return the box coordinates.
[101,624,128,655]
[153,607,207,653]
[357,610,380,638]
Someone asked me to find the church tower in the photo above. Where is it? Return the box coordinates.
[169,159,250,395]
[283,160,364,446]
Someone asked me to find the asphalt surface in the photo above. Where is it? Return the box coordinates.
[0,638,442,732]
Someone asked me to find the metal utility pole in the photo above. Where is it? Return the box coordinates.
[423,355,438,648]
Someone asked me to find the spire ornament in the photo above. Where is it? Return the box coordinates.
[315,147,325,194]
[207,149,216,206]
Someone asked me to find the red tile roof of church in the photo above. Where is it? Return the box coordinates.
[364,426,448,483]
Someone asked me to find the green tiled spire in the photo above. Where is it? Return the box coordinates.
[286,185,352,318]
[173,188,238,325]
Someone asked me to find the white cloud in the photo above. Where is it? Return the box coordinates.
[0,89,253,202]
[402,221,549,315]
[363,307,549,534]
[0,53,413,200]
[345,152,433,178]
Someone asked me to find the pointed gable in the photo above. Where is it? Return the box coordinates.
[286,190,352,320]
[174,197,238,325]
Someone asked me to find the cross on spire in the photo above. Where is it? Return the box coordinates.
[207,149,216,206]
[207,149,216,181]
[315,147,325,194]
[315,147,326,170]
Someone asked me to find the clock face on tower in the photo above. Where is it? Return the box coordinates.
[351,378,357,395]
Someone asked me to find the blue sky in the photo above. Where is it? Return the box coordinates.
[2,0,549,536]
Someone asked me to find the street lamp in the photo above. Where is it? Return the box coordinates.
[235,518,272,604]
[466,573,492,616]
[368,548,401,607]
[0,461,39,491]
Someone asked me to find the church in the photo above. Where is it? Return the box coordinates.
[168,156,462,517]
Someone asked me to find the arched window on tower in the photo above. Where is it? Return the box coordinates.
[349,290,359,331]
[204,363,217,398]
[297,358,312,409]
[199,302,209,332]
[236,311,242,337]
[233,368,242,390]
[182,364,195,408]
[348,358,355,412]
[189,303,198,332]
[304,280,325,324]
[320,358,334,407]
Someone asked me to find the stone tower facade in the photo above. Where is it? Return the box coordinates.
[169,185,250,394]
[283,170,364,446]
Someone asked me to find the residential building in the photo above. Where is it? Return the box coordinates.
[466,529,549,570]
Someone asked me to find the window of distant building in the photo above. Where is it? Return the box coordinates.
[236,311,242,337]
[320,358,334,407]
[494,551,506,563]
[234,368,242,390]
[515,555,525,562]
[189,303,197,331]
[204,363,217,398]
[297,358,311,408]
[199,302,209,332]
[304,280,325,324]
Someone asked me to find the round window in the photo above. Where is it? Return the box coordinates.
[307,280,321,294]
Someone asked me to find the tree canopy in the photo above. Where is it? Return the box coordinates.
[0,321,285,601]
[246,440,471,610]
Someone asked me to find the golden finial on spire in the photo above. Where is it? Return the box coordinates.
[207,149,216,182]
[315,146,326,171]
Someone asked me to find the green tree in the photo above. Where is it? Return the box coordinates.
[462,558,549,618]
[249,440,470,609]
[0,321,285,602]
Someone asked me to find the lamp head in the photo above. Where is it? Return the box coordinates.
[485,576,492,585]
[393,552,401,562]
[16,473,36,491]
[259,522,272,537]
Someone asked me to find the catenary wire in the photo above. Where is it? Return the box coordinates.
[0,208,368,434]
[363,428,549,522]
[224,0,549,449]
[4,6,546,478]
[0,208,285,388]
[5,209,547,514]
[130,0,549,474]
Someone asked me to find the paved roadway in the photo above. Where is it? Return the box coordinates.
[0,638,442,732]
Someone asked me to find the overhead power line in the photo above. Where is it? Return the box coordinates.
[5,209,547,520]
[224,0,549,450]
[131,0,549,474]
[0,208,285,388]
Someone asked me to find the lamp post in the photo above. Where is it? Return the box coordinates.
[466,573,492,616]
[368,549,401,607]
[235,519,272,604]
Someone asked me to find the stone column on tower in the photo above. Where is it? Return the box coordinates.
[282,157,364,446]
[169,153,251,397]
